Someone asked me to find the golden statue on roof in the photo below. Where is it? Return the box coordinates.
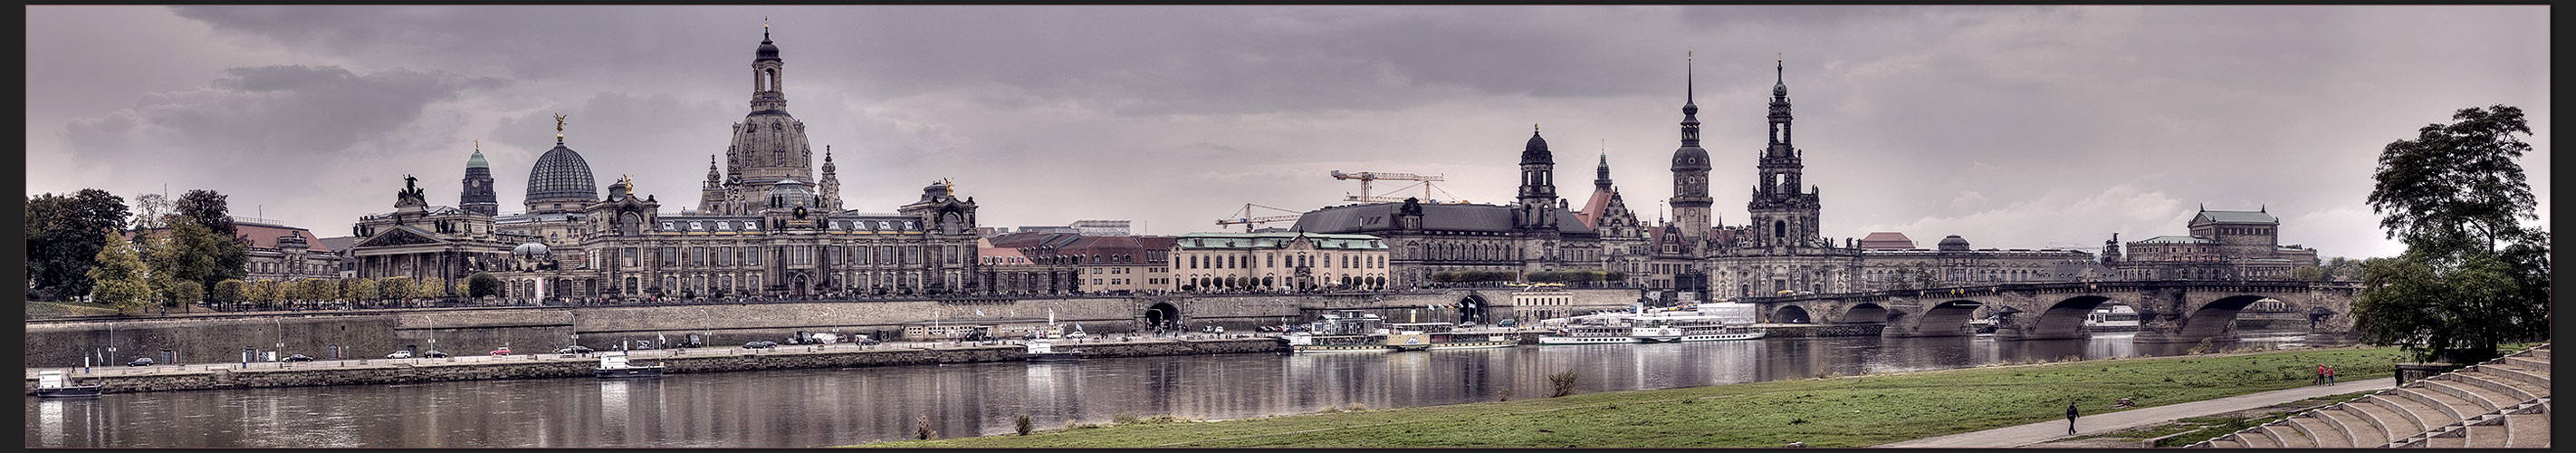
[553,113,568,132]
[941,178,955,196]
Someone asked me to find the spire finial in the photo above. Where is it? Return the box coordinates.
[552,112,567,144]
[763,17,771,42]
[1534,122,1540,134]
[825,145,833,161]
[1686,50,1694,103]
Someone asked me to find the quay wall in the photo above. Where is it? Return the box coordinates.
[27,338,1286,395]
[24,290,1639,368]
[1760,323,1887,338]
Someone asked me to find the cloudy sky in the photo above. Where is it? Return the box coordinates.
[25,5,2550,259]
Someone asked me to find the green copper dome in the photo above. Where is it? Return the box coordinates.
[466,149,489,169]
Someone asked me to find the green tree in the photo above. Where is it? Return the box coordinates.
[344,278,378,303]
[214,279,247,307]
[26,189,129,300]
[85,229,154,313]
[2354,104,2550,364]
[419,276,448,298]
[380,276,416,301]
[175,189,250,284]
[247,280,283,305]
[468,273,504,298]
[168,280,204,311]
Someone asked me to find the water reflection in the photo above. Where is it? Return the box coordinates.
[25,333,2304,448]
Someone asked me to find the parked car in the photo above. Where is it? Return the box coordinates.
[387,351,414,359]
[488,346,512,356]
[127,357,155,367]
[554,345,595,355]
[422,350,451,358]
[742,341,778,349]
[282,354,316,362]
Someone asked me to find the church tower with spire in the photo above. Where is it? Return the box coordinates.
[819,145,842,211]
[1670,53,1714,246]
[1748,59,1821,248]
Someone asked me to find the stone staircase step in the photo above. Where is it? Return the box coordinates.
[2395,387,2477,423]
[2366,394,2437,437]
[2287,416,2351,448]
[2426,434,2466,448]
[2233,431,2275,448]
[2504,413,2550,448]
[2262,424,2312,448]
[2452,371,2542,402]
[2471,364,2552,396]
[2322,404,2393,447]
[2465,424,2509,448]
[2501,355,2549,371]
[2204,437,2243,448]
[2419,379,2505,412]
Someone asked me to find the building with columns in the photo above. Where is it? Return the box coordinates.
[350,27,985,299]
[1289,127,1604,287]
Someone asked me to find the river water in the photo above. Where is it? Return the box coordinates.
[25,332,2309,448]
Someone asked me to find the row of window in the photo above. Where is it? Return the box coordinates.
[1183,254,1384,270]
[618,245,967,268]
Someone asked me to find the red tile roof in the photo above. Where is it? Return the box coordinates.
[1575,188,1616,228]
[126,222,329,253]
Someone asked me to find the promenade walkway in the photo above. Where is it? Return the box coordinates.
[1875,377,2397,448]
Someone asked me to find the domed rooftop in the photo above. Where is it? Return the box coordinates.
[526,142,598,203]
[466,149,489,169]
[1938,235,1971,252]
[1521,129,1552,164]
[1671,146,1709,170]
[756,30,780,62]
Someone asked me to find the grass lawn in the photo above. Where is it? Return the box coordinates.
[24,300,129,318]
[857,346,2408,448]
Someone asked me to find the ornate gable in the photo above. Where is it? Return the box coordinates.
[355,225,446,248]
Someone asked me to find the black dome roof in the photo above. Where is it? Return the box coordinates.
[1671,146,1709,170]
[526,143,598,203]
[1938,235,1971,252]
[1521,130,1552,164]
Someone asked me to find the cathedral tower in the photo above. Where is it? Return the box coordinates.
[460,141,497,216]
[1748,59,1821,248]
[1670,53,1713,243]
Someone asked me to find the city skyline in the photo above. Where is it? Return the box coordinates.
[24,5,2552,259]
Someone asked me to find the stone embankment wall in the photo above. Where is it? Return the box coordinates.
[24,290,1633,368]
[27,338,1285,395]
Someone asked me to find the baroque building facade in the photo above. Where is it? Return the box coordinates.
[1290,128,1606,288]
[350,28,984,299]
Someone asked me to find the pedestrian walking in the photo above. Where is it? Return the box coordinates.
[2316,364,2330,386]
[2325,365,2336,385]
[2065,400,2080,434]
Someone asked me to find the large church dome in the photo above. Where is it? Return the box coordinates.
[526,142,598,204]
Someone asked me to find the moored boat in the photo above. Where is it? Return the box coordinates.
[1025,337,1082,362]
[1284,310,1393,353]
[34,371,101,399]
[595,352,666,379]
[1537,324,1639,345]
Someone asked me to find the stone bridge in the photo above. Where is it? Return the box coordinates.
[1741,280,2360,345]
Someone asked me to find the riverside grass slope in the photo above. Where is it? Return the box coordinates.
[858,346,2406,448]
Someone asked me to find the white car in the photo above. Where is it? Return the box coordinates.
[386,351,414,359]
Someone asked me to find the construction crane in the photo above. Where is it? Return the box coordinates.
[1215,203,1305,232]
[1330,170,1462,204]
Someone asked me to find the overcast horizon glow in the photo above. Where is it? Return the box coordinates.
[24,5,2551,259]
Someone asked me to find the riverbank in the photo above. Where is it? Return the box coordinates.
[24,337,1279,395]
[857,346,2408,448]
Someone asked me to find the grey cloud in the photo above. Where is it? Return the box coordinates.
[61,64,503,168]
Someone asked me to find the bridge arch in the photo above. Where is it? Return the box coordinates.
[2024,295,2122,340]
[1911,299,1985,337]
[1769,304,1813,323]
[2173,294,2274,342]
[1842,303,1892,323]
